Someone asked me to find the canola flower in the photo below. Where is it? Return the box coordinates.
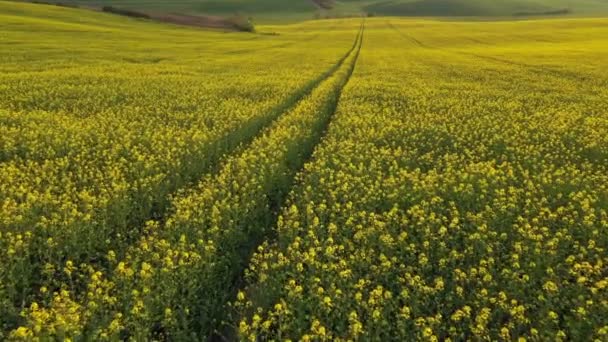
[235,18,608,341]
[2,3,608,340]
[7,16,364,339]
[0,1,358,337]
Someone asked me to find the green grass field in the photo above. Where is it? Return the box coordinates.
[16,0,608,22]
[1,0,608,340]
[362,0,608,16]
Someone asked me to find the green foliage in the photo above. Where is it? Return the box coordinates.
[226,14,256,32]
[101,5,149,19]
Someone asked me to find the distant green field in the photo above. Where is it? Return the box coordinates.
[30,0,326,22]
[362,0,608,16]
[22,0,608,22]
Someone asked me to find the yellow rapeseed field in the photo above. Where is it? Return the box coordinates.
[1,1,607,340]
[237,19,608,342]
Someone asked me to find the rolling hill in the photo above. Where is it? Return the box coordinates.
[361,0,608,16]
[18,0,608,21]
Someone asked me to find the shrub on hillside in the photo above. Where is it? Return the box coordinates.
[513,8,571,16]
[102,6,150,19]
[31,1,79,8]
[226,15,255,32]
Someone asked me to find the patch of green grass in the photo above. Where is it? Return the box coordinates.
[362,0,608,17]
[18,0,608,22]
[23,0,323,22]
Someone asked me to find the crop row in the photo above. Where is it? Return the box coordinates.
[0,5,358,337]
[9,23,364,340]
[235,20,608,341]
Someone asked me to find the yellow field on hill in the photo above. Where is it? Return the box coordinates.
[1,1,607,340]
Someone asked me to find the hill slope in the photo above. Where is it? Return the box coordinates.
[16,0,608,21]
[362,0,608,16]
[31,0,324,22]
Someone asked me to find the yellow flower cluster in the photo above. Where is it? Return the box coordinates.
[235,18,608,341]
[0,2,360,338]
[2,2,608,339]
[32,25,360,340]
